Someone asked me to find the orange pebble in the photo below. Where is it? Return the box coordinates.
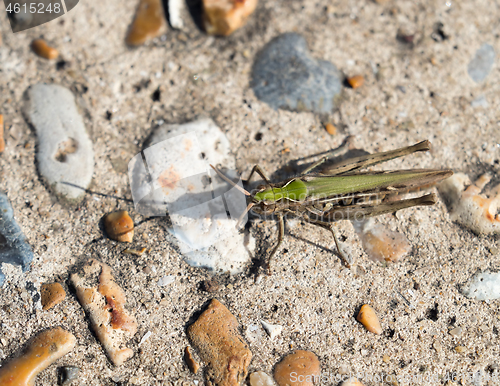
[104,210,134,242]
[324,122,337,135]
[0,327,76,385]
[347,75,365,89]
[41,282,66,310]
[356,304,382,334]
[31,39,59,60]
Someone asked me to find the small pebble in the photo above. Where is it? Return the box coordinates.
[274,350,320,386]
[0,114,4,152]
[324,122,337,135]
[40,282,66,310]
[341,378,365,386]
[168,0,187,29]
[260,320,283,340]
[468,43,495,83]
[104,211,134,242]
[58,366,79,386]
[157,275,175,286]
[252,33,342,113]
[347,75,365,89]
[126,0,166,46]
[0,327,76,385]
[23,84,94,202]
[463,271,500,300]
[439,173,500,235]
[203,0,258,36]
[353,219,411,263]
[382,355,390,363]
[123,247,147,256]
[454,346,466,353]
[433,341,442,353]
[200,278,220,292]
[0,192,34,286]
[31,38,59,60]
[138,331,152,347]
[250,371,276,386]
[187,299,252,386]
[449,327,463,337]
[356,304,382,334]
[184,346,200,374]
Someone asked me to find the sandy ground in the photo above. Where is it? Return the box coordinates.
[0,0,500,385]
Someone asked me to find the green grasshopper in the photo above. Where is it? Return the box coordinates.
[211,139,453,272]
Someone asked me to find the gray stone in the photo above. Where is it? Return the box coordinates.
[23,84,94,202]
[251,33,342,113]
[58,366,80,386]
[0,192,34,286]
[463,271,500,300]
[468,43,495,83]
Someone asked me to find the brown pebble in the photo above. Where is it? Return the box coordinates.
[40,282,66,310]
[200,278,220,292]
[31,38,59,60]
[203,0,258,36]
[104,210,134,242]
[0,327,76,385]
[123,247,147,256]
[0,114,4,153]
[126,0,166,46]
[274,350,320,386]
[356,304,382,334]
[324,123,337,135]
[70,259,137,365]
[184,346,200,374]
[455,346,466,353]
[347,75,364,89]
[187,299,252,386]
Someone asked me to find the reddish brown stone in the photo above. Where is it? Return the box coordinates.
[273,350,320,386]
[126,0,166,46]
[40,282,66,310]
[187,299,252,386]
[203,0,258,36]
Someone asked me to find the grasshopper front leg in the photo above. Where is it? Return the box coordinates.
[246,165,273,185]
[265,213,285,275]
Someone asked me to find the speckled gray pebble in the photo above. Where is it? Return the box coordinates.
[468,43,495,83]
[58,366,80,386]
[23,84,94,202]
[251,33,342,113]
[0,192,34,286]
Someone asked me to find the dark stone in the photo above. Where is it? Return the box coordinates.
[252,33,342,113]
[0,192,34,286]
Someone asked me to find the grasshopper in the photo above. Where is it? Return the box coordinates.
[211,139,453,272]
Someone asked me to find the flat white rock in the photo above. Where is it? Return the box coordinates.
[23,84,94,201]
[129,118,254,274]
[260,320,283,339]
[463,271,500,300]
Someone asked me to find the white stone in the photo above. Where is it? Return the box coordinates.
[463,271,500,300]
[138,331,152,346]
[157,275,175,287]
[129,118,254,274]
[23,84,94,202]
[168,0,186,29]
[249,371,276,386]
[260,320,283,340]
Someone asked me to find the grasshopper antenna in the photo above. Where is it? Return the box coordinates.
[209,164,251,196]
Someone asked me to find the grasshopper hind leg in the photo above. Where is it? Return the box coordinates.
[303,216,353,268]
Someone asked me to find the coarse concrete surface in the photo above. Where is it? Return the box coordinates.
[0,0,499,385]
